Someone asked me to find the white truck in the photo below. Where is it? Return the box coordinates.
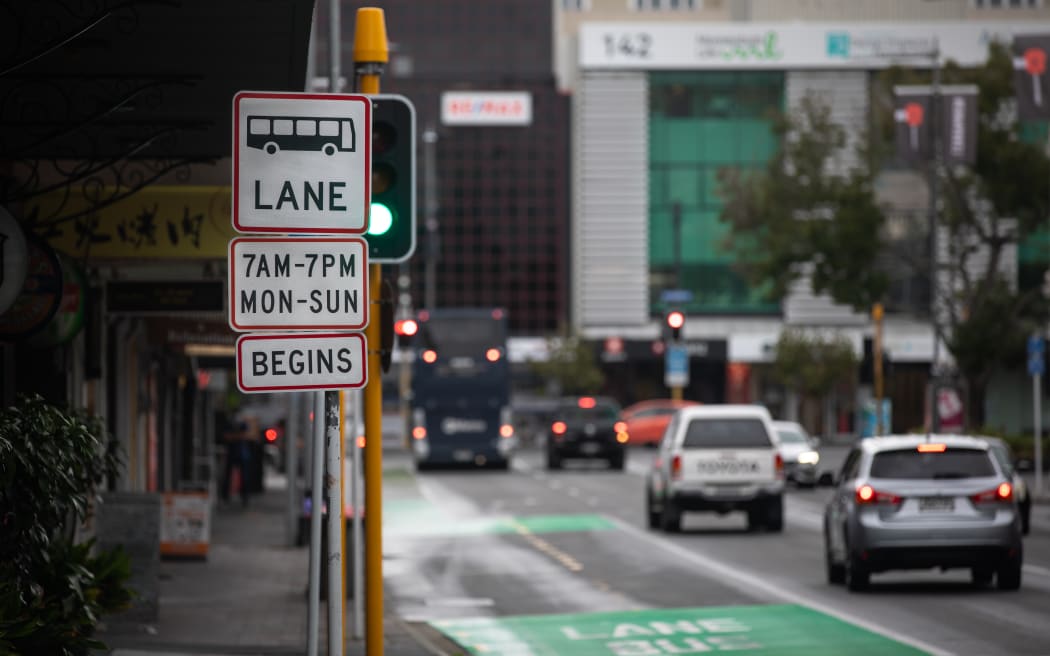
[646,404,785,532]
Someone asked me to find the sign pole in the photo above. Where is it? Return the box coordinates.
[873,303,885,436]
[325,0,345,651]
[286,393,300,547]
[307,391,324,656]
[1036,372,1043,497]
[353,8,388,656]
[324,389,342,655]
[350,390,364,639]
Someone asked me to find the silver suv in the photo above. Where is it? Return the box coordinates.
[823,435,1023,592]
[646,405,785,533]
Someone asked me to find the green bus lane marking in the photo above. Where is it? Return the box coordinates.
[430,604,929,656]
[383,501,617,538]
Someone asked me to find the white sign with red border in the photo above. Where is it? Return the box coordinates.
[237,332,367,393]
[228,237,368,331]
[233,91,371,234]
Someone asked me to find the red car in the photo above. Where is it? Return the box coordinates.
[620,399,701,446]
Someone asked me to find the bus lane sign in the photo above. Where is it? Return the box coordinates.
[237,332,367,393]
[233,91,371,233]
[228,237,368,331]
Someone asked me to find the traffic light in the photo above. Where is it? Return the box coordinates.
[394,318,418,347]
[367,94,416,262]
[665,310,685,342]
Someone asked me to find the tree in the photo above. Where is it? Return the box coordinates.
[771,329,858,432]
[0,395,131,655]
[721,42,1050,427]
[529,337,605,396]
[717,94,889,310]
[875,42,1050,427]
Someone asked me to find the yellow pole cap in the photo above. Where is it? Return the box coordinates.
[353,7,389,64]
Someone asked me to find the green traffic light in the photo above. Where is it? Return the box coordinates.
[368,202,393,236]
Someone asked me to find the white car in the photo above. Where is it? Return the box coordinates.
[773,420,820,487]
[646,405,785,533]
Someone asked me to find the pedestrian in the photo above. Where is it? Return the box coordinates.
[222,415,257,507]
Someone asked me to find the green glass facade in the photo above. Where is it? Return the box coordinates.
[649,71,783,315]
[1017,121,1049,294]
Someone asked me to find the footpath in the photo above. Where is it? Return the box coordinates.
[97,447,463,656]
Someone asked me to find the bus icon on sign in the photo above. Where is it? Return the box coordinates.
[246,116,356,156]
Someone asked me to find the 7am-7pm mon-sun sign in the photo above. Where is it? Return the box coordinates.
[232,91,371,234]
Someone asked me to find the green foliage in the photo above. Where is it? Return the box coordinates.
[529,337,606,396]
[724,41,1050,427]
[772,329,858,400]
[718,94,888,310]
[875,42,1050,425]
[0,395,130,655]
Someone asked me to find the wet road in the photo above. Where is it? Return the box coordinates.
[382,444,1050,655]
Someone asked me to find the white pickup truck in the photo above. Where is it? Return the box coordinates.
[646,405,785,533]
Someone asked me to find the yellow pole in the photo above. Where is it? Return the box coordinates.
[671,386,683,402]
[353,8,387,656]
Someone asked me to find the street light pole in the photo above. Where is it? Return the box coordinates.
[927,41,942,441]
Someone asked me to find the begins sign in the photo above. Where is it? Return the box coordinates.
[236,332,367,393]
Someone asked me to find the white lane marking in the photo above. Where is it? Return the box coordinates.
[626,459,650,477]
[603,514,953,656]
[1023,562,1050,578]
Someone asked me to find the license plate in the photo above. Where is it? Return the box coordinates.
[453,449,473,462]
[919,497,954,512]
[580,442,601,455]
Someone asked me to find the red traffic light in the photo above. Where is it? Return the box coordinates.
[666,311,685,330]
[395,319,418,336]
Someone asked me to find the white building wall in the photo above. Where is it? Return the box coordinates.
[574,72,651,329]
[782,70,871,326]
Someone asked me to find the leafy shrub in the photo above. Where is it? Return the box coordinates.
[0,395,130,655]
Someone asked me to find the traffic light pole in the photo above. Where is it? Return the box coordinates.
[353,8,387,656]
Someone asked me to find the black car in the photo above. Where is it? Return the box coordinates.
[546,396,627,470]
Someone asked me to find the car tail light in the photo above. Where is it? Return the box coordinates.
[500,407,514,438]
[671,455,682,480]
[774,452,784,479]
[578,397,596,409]
[616,432,629,443]
[615,421,627,433]
[855,484,901,505]
[486,348,502,362]
[551,421,567,435]
[971,482,1013,504]
[422,349,438,364]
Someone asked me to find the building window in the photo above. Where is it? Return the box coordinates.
[648,71,784,315]
[632,0,699,10]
